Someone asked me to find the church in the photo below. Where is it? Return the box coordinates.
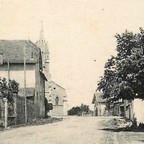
[35,22,68,116]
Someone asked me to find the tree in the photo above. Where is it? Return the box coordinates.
[68,104,90,116]
[97,28,144,101]
[0,77,19,102]
[80,104,89,114]
[68,106,81,116]
[45,98,53,117]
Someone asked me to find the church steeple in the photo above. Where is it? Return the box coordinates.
[36,21,52,103]
[36,21,50,74]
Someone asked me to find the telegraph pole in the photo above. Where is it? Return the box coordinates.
[7,59,10,82]
[23,46,27,123]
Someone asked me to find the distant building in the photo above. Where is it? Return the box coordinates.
[109,99,124,116]
[48,81,67,116]
[109,98,144,123]
[109,99,134,120]
[0,40,47,117]
[92,92,106,116]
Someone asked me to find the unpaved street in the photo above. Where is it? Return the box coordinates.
[0,116,144,144]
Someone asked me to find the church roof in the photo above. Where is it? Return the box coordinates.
[51,81,65,90]
[0,40,41,64]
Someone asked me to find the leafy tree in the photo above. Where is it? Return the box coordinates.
[97,28,144,101]
[80,104,89,113]
[68,104,90,116]
[0,77,19,102]
[68,106,81,116]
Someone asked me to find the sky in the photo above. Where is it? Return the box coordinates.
[0,0,144,109]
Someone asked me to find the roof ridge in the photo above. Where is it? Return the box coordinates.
[51,81,65,90]
[0,40,41,64]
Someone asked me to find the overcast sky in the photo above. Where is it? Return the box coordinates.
[0,0,144,108]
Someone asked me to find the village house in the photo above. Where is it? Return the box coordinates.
[0,40,47,118]
[108,98,133,120]
[96,92,144,124]
[110,99,144,124]
[92,92,106,116]
[108,99,124,116]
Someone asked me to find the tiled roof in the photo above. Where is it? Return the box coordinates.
[92,92,106,103]
[0,40,41,63]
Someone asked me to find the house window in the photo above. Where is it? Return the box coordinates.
[55,97,59,105]
[0,52,3,65]
[30,51,34,59]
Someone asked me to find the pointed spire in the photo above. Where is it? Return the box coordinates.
[39,20,45,40]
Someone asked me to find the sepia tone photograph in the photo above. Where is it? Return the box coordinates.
[0,0,144,143]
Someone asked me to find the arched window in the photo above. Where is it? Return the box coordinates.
[55,97,59,105]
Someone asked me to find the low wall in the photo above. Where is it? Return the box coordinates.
[50,105,64,116]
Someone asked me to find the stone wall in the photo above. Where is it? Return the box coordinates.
[50,105,64,116]
[133,99,144,124]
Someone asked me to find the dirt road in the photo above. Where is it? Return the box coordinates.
[0,116,144,144]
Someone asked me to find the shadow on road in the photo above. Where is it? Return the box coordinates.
[100,127,144,132]
[99,117,144,133]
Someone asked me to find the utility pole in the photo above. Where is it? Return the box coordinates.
[7,59,10,100]
[23,46,27,123]
[7,59,10,82]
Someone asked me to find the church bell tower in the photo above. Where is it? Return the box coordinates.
[36,21,51,100]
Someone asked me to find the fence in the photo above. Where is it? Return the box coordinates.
[0,94,40,128]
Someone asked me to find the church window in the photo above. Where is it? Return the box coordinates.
[45,51,49,60]
[55,97,59,105]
